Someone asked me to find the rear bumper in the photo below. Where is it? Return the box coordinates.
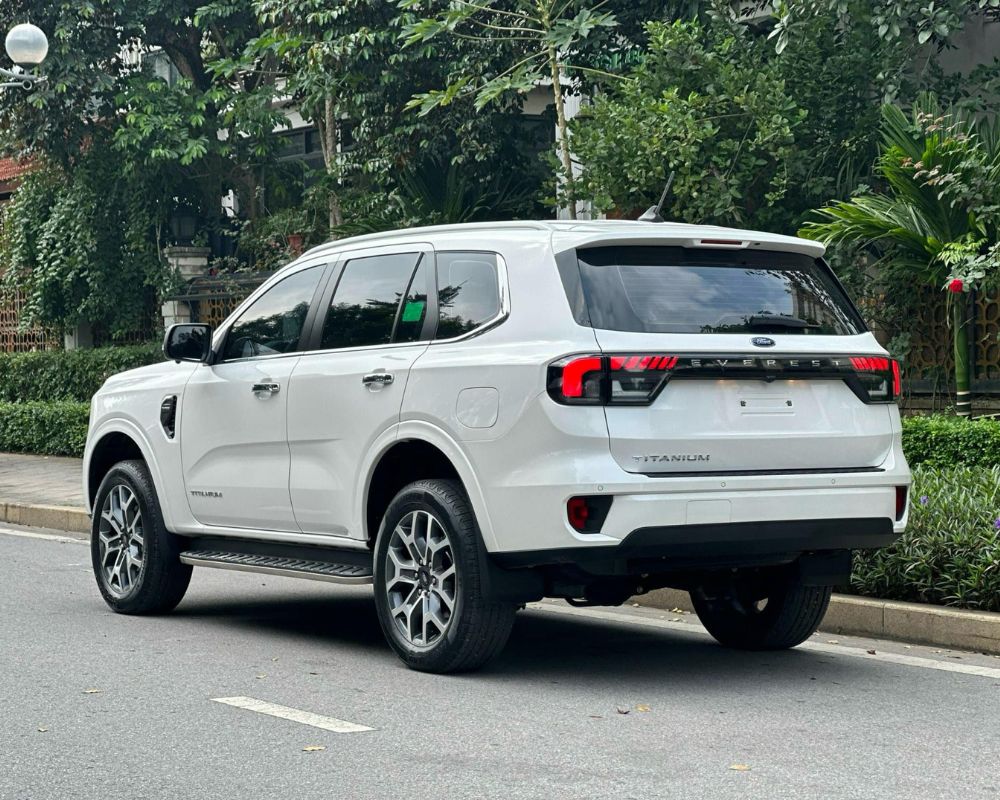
[463,387,910,555]
[492,517,897,571]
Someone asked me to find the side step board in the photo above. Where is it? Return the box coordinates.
[180,546,373,585]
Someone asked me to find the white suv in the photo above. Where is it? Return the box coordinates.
[84,220,910,672]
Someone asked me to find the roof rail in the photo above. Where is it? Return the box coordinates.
[301,221,554,260]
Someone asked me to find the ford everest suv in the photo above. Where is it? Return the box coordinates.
[84,220,910,673]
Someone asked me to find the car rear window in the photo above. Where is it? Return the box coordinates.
[573,246,865,335]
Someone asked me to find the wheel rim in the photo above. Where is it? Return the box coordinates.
[384,510,457,648]
[97,483,145,598]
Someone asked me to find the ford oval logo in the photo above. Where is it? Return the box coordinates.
[751,336,776,348]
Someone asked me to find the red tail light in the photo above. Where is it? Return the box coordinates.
[849,356,898,402]
[895,486,908,520]
[567,495,614,532]
[567,496,590,530]
[548,352,901,405]
[560,356,603,399]
[548,354,677,405]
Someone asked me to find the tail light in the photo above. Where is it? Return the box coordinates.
[849,356,901,402]
[567,495,613,532]
[895,486,908,520]
[548,353,902,405]
[548,354,676,405]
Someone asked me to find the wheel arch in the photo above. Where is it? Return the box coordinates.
[363,423,497,551]
[85,421,172,525]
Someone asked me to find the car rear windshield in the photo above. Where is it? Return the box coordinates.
[573,246,865,335]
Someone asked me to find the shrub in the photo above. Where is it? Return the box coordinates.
[851,466,1000,611]
[0,344,162,403]
[0,401,90,457]
[901,414,1000,468]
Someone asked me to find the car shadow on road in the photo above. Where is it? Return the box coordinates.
[172,586,864,687]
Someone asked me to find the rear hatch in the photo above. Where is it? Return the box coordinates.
[562,244,895,475]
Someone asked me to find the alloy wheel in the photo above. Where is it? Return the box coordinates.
[97,483,145,597]
[384,510,458,647]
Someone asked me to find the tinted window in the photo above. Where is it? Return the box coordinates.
[437,252,500,339]
[222,267,323,360]
[575,247,864,335]
[321,253,420,349]
[395,257,429,343]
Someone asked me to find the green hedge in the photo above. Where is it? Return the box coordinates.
[901,414,1000,468]
[0,344,162,403]
[852,465,1000,611]
[0,401,90,457]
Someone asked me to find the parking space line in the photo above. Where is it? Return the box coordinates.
[212,696,374,733]
[529,602,1000,680]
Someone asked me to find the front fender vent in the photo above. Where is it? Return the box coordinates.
[160,395,177,439]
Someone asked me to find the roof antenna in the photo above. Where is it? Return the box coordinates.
[638,172,674,223]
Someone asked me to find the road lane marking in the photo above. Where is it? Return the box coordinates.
[529,602,1000,681]
[0,526,85,544]
[212,696,374,733]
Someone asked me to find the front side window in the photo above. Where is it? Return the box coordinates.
[222,266,323,360]
[436,252,501,339]
[321,253,421,349]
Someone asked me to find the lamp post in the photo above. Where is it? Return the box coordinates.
[2,23,48,90]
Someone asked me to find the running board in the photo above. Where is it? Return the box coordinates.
[180,548,373,585]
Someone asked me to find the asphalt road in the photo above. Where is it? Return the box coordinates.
[2,525,999,800]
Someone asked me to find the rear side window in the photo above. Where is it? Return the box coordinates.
[436,252,501,339]
[574,246,865,336]
[321,253,421,349]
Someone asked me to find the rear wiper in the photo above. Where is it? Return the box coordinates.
[747,315,821,330]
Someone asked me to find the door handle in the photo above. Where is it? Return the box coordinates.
[362,372,394,387]
[251,382,280,395]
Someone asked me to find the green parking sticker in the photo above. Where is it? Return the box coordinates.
[402,300,425,322]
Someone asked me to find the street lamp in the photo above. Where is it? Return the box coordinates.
[2,23,47,91]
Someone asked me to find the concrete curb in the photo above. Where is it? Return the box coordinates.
[637,588,1000,656]
[0,502,89,534]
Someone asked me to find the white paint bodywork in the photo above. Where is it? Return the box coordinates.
[83,220,911,557]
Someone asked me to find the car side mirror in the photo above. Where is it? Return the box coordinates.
[163,323,213,363]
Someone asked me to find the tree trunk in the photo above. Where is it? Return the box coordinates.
[547,45,576,221]
[952,295,972,418]
[316,95,343,234]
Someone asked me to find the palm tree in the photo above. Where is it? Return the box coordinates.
[800,99,1000,418]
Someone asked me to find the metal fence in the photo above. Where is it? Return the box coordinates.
[904,290,1000,404]
[0,286,57,351]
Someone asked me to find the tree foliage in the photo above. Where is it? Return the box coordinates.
[571,18,804,226]
[0,139,169,336]
[800,99,1000,414]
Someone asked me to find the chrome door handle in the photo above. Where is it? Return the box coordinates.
[251,382,280,395]
[362,372,394,387]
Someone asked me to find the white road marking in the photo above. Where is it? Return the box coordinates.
[0,526,84,544]
[212,696,374,733]
[529,602,1000,681]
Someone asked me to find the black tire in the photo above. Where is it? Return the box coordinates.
[91,459,192,615]
[373,479,517,673]
[690,568,831,651]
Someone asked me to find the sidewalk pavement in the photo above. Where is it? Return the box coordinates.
[0,452,87,532]
[1,450,998,655]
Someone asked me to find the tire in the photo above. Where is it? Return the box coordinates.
[91,459,192,615]
[690,568,832,651]
[373,479,517,673]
